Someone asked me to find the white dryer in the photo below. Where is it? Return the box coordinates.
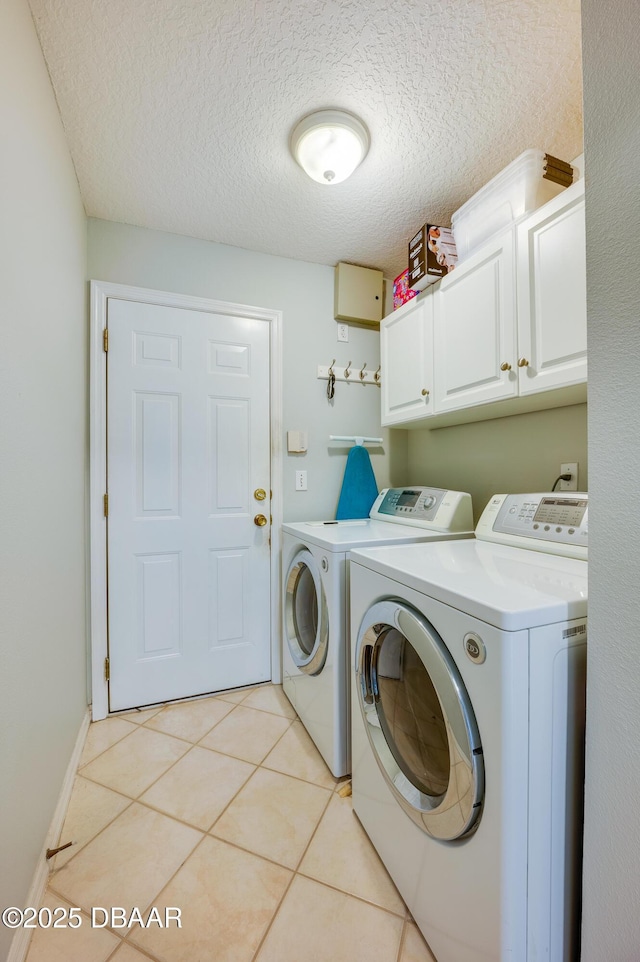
[281,487,474,777]
[350,492,588,962]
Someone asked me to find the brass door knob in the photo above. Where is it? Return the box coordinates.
[254,488,267,501]
[517,357,529,368]
[421,388,430,397]
[500,362,512,372]
[254,514,268,527]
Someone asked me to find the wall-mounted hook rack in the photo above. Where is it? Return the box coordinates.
[317,362,381,386]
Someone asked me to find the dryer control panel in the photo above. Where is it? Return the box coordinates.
[370,487,474,532]
[476,492,588,559]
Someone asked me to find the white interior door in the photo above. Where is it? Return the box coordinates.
[106,297,271,711]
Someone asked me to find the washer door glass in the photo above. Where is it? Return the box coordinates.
[285,549,329,675]
[357,599,484,840]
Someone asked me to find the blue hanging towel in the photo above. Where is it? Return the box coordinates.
[336,445,378,520]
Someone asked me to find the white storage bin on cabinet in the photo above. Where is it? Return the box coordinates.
[452,149,571,262]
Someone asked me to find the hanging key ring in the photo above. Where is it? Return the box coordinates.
[327,359,336,399]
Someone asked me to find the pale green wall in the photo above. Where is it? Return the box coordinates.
[0,0,88,954]
[581,0,640,955]
[406,403,588,521]
[88,219,402,521]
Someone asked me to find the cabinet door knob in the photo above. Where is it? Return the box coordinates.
[500,362,512,372]
[421,388,430,397]
[254,514,268,527]
[517,357,529,368]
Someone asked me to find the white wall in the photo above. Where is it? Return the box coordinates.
[0,0,88,956]
[88,219,405,520]
[407,404,588,522]
[581,1,640,957]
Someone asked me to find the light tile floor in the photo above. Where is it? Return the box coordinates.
[26,684,437,962]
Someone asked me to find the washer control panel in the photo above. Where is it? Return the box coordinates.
[476,492,588,559]
[370,487,474,532]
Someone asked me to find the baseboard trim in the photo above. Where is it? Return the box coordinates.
[7,708,91,962]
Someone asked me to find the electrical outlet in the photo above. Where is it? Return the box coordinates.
[337,323,349,343]
[560,462,578,491]
[295,470,307,491]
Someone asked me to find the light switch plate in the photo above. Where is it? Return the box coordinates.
[287,431,308,453]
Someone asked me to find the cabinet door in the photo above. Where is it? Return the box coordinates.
[434,230,517,413]
[381,295,434,425]
[516,181,587,395]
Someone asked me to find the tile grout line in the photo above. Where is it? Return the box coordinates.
[45,687,411,961]
[126,697,302,824]
[50,832,210,952]
[48,781,286,947]
[122,832,213,951]
[293,867,408,922]
[247,752,357,962]
[139,760,257,837]
[85,686,254,765]
[67,710,331,854]
[49,793,135,873]
[42,885,131,952]
[103,935,162,962]
[192,707,296,760]
[78,723,141,771]
[84,696,258,805]
[245,801,330,962]
[256,708,409,923]
[396,918,410,962]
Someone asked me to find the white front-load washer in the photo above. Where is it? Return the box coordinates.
[281,487,474,777]
[350,491,589,962]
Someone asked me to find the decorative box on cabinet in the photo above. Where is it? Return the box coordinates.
[433,229,517,413]
[516,180,587,395]
[380,294,434,425]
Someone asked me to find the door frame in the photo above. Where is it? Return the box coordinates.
[89,280,283,720]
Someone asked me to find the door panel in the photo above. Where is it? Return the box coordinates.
[434,230,517,412]
[380,296,434,425]
[136,553,182,656]
[107,298,271,711]
[517,182,587,394]
[208,548,248,645]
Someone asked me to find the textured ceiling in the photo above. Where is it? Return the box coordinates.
[27,0,583,279]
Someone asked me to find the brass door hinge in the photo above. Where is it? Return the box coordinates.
[103,328,109,352]
[104,657,110,682]
[103,493,109,517]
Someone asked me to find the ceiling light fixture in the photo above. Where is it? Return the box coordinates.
[290,109,370,185]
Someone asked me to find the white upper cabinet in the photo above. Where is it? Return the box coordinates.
[433,230,517,413]
[380,181,588,429]
[516,180,587,395]
[381,293,434,425]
